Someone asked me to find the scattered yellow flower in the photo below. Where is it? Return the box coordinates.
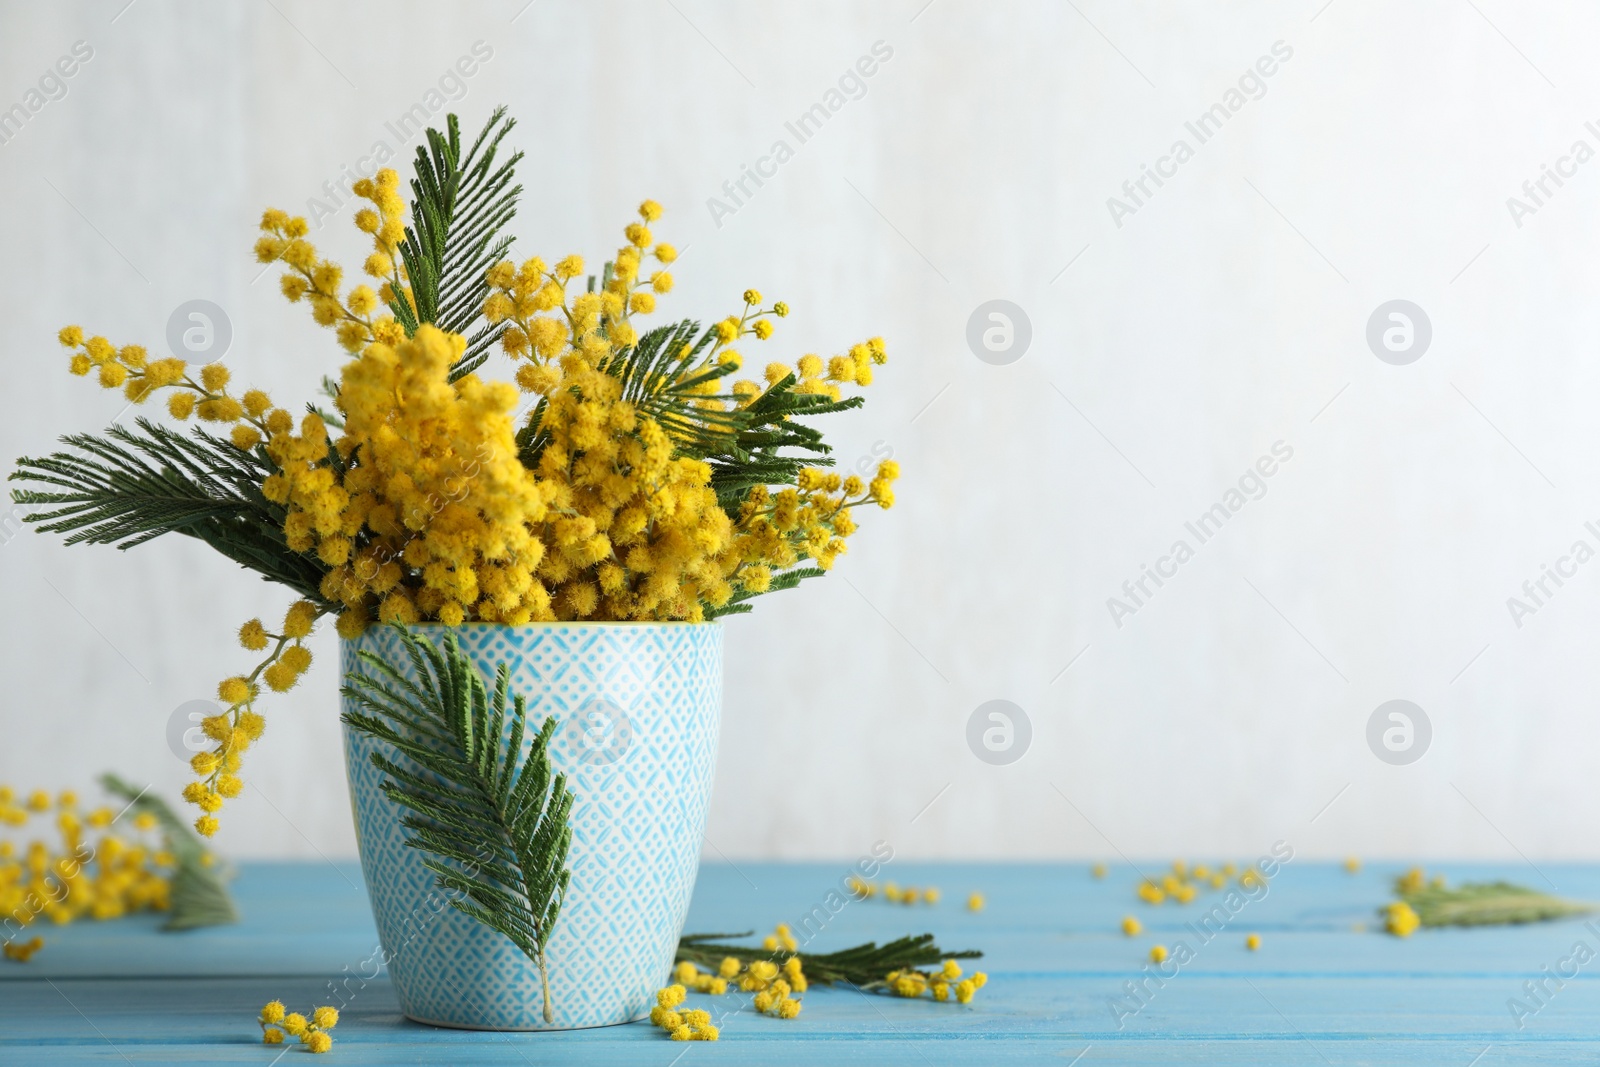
[2,937,44,962]
[876,881,938,906]
[884,962,985,1005]
[650,983,719,1040]
[0,785,174,934]
[260,1001,338,1051]
[1385,901,1421,938]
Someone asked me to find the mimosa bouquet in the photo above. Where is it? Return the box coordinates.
[10,108,899,839]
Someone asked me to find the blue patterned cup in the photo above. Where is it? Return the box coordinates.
[341,622,722,1030]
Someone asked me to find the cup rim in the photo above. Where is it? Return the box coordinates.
[343,619,723,637]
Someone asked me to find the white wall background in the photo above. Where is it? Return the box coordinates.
[3,0,1598,865]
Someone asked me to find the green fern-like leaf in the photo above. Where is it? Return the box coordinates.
[1397,879,1593,927]
[391,107,524,380]
[98,774,239,932]
[340,626,574,1023]
[9,419,330,605]
[675,931,981,990]
[708,368,863,512]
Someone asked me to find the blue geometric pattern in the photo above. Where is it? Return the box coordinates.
[340,622,722,1031]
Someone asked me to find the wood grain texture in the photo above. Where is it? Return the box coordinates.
[3,860,1598,1064]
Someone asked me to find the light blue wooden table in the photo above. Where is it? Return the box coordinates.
[3,861,1598,1064]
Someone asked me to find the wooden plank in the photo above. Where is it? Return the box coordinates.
[0,861,376,980]
[5,973,1599,1065]
[3,861,1598,1064]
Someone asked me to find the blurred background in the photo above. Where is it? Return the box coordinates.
[2,0,1597,864]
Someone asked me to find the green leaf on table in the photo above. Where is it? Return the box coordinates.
[675,931,982,991]
[1399,878,1593,927]
[98,773,238,931]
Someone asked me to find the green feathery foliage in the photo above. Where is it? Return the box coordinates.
[706,369,863,511]
[1394,877,1593,928]
[98,773,239,931]
[341,626,574,1023]
[9,419,332,606]
[675,931,981,991]
[608,319,747,457]
[389,107,523,380]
